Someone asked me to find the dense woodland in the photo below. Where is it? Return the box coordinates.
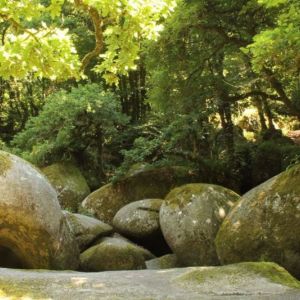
[1,0,300,193]
[1,2,300,296]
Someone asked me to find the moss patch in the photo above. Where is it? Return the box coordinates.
[80,237,149,271]
[176,262,300,289]
[112,199,163,238]
[244,262,300,289]
[0,151,12,176]
[165,183,240,209]
[83,166,197,224]
[0,280,50,299]
[215,165,300,279]
[146,254,180,270]
[42,162,90,212]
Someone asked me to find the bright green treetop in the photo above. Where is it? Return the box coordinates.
[0,0,177,83]
[247,0,300,79]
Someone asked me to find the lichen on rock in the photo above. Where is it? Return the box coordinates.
[0,151,79,270]
[42,162,90,212]
[146,254,181,270]
[160,183,240,266]
[64,211,113,251]
[216,163,300,279]
[0,151,12,176]
[176,262,300,290]
[112,199,163,238]
[81,166,197,224]
[80,237,152,271]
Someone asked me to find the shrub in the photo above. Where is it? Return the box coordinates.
[12,83,129,188]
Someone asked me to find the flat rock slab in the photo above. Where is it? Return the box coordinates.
[0,263,300,299]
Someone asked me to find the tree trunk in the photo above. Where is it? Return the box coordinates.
[252,97,267,131]
[96,128,105,182]
[262,96,275,131]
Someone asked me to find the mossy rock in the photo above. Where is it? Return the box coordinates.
[125,162,148,177]
[146,254,181,270]
[0,151,79,270]
[0,151,12,176]
[42,162,90,212]
[81,166,196,224]
[113,199,171,256]
[0,262,299,299]
[176,262,300,291]
[80,237,152,271]
[107,232,155,261]
[64,211,113,251]
[113,199,162,238]
[160,183,240,266]
[216,163,300,279]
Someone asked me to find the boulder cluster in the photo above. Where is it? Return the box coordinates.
[0,150,299,280]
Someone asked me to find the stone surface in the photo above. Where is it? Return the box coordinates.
[113,199,163,238]
[42,162,90,212]
[81,166,196,224]
[80,237,154,271]
[216,164,300,279]
[0,262,299,299]
[160,183,240,266]
[0,151,79,270]
[146,254,180,270]
[64,211,113,251]
[109,233,161,259]
[112,199,171,255]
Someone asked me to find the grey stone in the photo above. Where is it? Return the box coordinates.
[64,211,113,251]
[216,163,300,279]
[160,183,240,266]
[80,237,154,271]
[0,262,299,299]
[0,151,79,270]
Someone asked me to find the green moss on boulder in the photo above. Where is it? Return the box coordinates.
[64,211,113,251]
[146,254,181,270]
[81,166,196,224]
[42,162,90,212]
[176,262,300,290]
[216,163,300,279]
[80,237,151,271]
[0,262,299,298]
[0,151,79,270]
[113,199,163,238]
[160,183,240,266]
[113,199,171,256]
[0,151,12,176]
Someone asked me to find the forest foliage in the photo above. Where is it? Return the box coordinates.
[1,0,300,193]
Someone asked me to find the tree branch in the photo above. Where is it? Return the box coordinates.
[197,23,248,47]
[228,91,280,102]
[74,0,104,72]
[187,42,226,82]
[1,24,9,45]
[0,13,40,42]
[263,67,300,118]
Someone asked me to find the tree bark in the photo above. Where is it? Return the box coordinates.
[74,0,104,72]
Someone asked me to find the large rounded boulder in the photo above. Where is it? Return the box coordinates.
[42,162,90,212]
[160,183,240,266]
[216,164,300,279]
[80,237,153,271]
[63,211,113,251]
[0,151,79,270]
[113,199,163,238]
[82,166,196,224]
[146,254,181,270]
[113,199,170,256]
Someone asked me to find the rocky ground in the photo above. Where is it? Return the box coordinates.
[0,263,300,300]
[1,151,300,300]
